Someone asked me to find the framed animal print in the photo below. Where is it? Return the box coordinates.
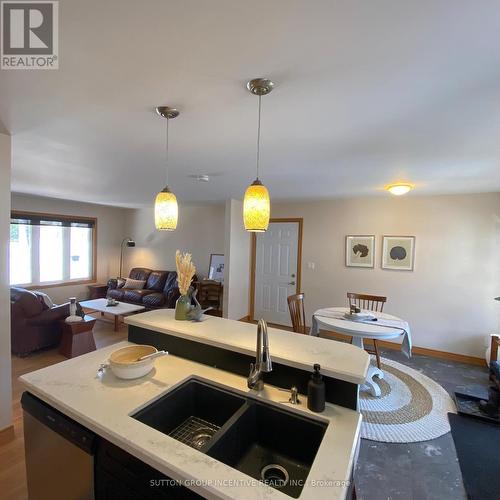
[345,235,375,268]
[382,236,415,271]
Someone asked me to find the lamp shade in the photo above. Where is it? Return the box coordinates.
[154,186,178,230]
[243,179,270,232]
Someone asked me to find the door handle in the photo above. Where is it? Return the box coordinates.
[288,281,296,286]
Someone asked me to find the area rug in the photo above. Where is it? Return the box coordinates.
[359,356,456,443]
[448,412,500,500]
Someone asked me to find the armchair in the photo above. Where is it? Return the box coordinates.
[10,287,82,356]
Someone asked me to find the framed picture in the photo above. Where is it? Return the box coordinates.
[382,236,415,271]
[345,235,375,268]
[208,253,224,281]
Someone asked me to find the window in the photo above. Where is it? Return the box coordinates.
[10,212,96,287]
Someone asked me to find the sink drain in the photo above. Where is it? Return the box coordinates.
[261,464,289,489]
[190,427,217,449]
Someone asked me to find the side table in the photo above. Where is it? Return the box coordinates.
[59,315,97,358]
[88,284,109,299]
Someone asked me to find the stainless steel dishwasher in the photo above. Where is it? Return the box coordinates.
[21,392,97,500]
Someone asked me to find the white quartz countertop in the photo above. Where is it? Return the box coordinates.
[20,342,362,500]
[125,310,369,385]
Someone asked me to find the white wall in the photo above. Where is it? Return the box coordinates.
[11,194,130,303]
[124,204,225,279]
[223,199,251,320]
[270,193,500,358]
[0,133,12,431]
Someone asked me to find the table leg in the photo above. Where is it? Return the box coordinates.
[310,316,320,336]
[364,365,384,397]
[114,315,120,332]
[351,336,364,349]
[353,336,385,397]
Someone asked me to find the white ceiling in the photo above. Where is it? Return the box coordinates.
[2,0,500,207]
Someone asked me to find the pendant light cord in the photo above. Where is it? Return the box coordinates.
[165,117,169,186]
[256,94,262,180]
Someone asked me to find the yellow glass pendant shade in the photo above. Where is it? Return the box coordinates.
[243,179,270,232]
[154,186,178,230]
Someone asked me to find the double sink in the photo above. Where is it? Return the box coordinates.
[132,377,328,498]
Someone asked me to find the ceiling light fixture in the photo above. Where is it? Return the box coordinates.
[385,183,414,196]
[243,78,274,232]
[155,106,179,231]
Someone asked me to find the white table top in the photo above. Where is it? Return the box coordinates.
[80,298,145,315]
[313,307,405,340]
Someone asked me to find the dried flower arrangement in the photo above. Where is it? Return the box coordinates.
[175,250,196,296]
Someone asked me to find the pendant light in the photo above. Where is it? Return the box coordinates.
[243,78,274,232]
[154,106,179,230]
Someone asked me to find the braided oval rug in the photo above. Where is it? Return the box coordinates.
[359,356,456,443]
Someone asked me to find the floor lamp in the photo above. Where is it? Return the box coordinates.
[119,238,135,278]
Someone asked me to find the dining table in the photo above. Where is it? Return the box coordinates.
[310,307,412,397]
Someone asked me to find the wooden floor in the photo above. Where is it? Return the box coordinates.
[0,316,127,500]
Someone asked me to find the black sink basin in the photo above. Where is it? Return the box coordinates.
[132,378,328,497]
[207,401,326,498]
[132,379,246,450]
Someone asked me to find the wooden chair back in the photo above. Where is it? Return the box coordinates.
[347,292,387,312]
[197,280,223,311]
[287,293,307,334]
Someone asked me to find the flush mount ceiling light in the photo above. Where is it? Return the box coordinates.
[243,78,274,232]
[385,183,414,196]
[154,106,179,231]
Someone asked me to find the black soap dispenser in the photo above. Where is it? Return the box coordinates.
[307,364,325,413]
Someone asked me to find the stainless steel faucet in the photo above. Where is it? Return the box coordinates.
[247,318,272,390]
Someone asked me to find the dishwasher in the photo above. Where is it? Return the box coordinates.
[21,392,97,500]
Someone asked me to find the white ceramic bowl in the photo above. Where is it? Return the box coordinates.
[108,345,157,379]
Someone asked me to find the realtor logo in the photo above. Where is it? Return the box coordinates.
[1,1,58,69]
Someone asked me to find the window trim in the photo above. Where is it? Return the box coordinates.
[11,210,98,289]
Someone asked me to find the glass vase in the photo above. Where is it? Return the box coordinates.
[175,293,191,320]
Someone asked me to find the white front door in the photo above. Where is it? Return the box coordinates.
[254,221,300,326]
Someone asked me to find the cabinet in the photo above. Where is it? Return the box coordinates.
[95,439,202,500]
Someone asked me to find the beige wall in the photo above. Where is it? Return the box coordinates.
[0,133,12,430]
[223,199,250,320]
[271,193,500,358]
[11,194,130,304]
[124,204,225,279]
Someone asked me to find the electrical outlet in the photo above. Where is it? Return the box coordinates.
[307,262,316,270]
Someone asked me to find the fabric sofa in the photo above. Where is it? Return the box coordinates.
[107,268,196,309]
[10,287,82,356]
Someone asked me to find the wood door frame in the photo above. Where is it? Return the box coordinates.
[249,218,303,322]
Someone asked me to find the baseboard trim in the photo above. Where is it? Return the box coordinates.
[319,331,486,367]
[0,425,15,445]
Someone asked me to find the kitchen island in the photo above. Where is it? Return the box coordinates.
[20,312,369,500]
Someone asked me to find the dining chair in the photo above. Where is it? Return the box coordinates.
[197,280,223,316]
[347,292,387,368]
[287,293,308,334]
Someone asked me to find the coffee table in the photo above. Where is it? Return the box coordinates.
[79,298,145,331]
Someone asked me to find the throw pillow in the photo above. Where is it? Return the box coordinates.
[123,278,146,290]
